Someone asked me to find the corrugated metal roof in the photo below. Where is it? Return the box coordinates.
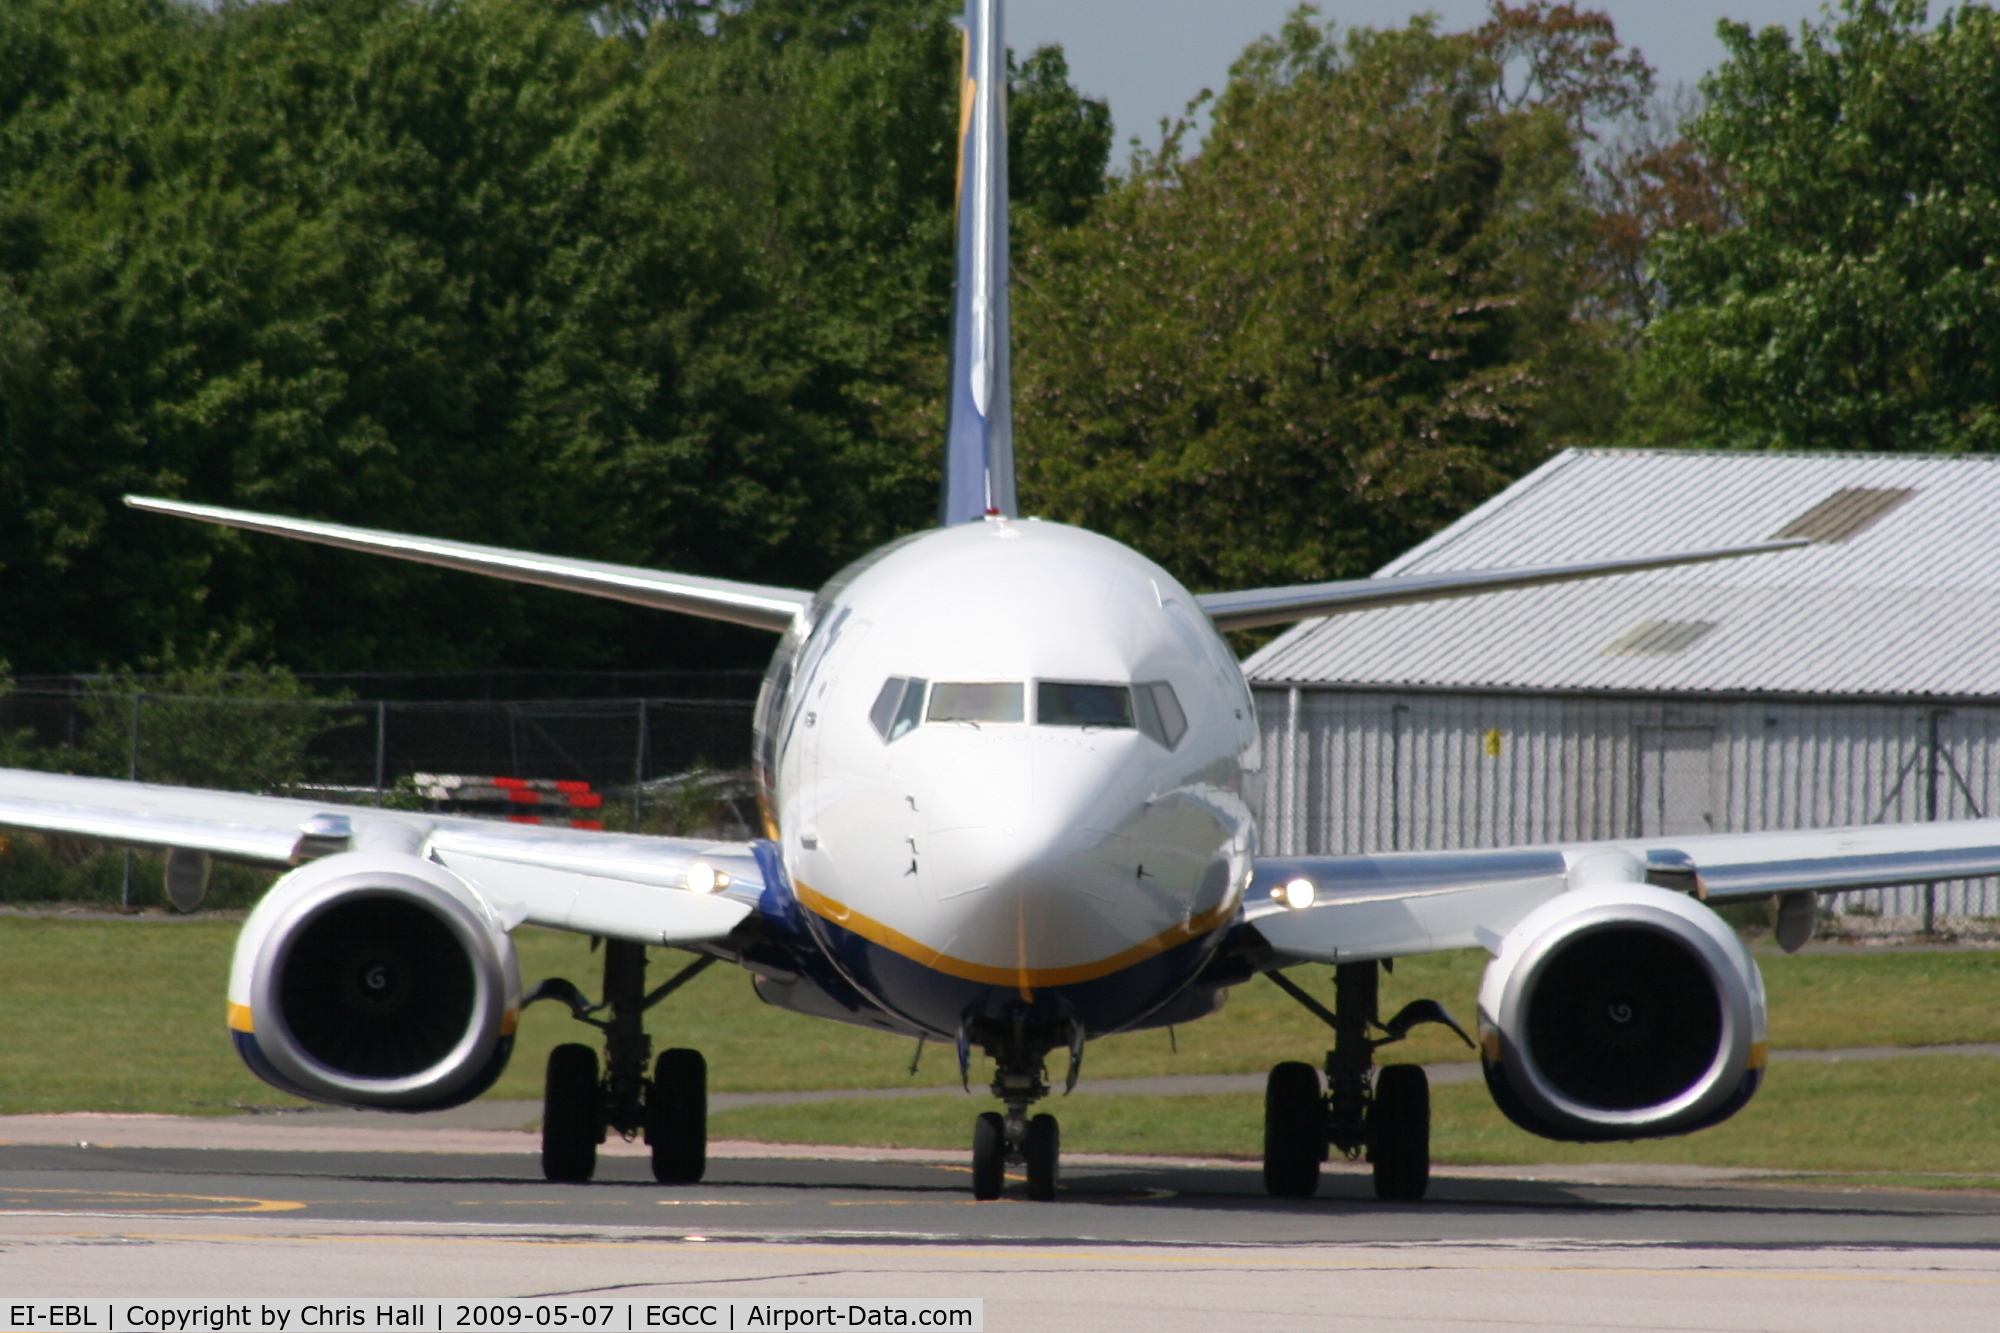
[1242,449,2000,698]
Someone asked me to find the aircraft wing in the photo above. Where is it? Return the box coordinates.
[1195,540,1807,632]
[124,496,814,633]
[0,768,757,946]
[1244,818,2000,964]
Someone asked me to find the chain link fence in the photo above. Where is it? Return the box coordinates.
[2,679,756,794]
[0,677,761,910]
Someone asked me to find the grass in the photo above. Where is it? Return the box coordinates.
[710,1057,2000,1180]
[0,916,289,1115]
[2,916,1998,1119]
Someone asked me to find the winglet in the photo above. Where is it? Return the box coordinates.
[938,0,1016,525]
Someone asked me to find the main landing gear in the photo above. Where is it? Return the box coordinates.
[965,1015,1080,1201]
[1262,960,1472,1202]
[525,941,715,1184]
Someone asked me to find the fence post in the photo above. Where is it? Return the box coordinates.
[122,693,141,909]
[374,700,388,806]
[633,699,649,827]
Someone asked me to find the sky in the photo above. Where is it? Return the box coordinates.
[1006,2,1840,149]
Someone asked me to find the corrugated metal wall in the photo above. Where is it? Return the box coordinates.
[1252,686,2000,921]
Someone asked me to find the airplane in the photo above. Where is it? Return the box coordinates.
[6,0,2000,1204]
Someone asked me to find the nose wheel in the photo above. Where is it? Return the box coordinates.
[971,1111,1006,1199]
[1023,1112,1060,1200]
[962,1013,1079,1200]
[970,1110,1061,1201]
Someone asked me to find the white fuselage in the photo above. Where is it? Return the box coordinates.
[751,517,1263,1037]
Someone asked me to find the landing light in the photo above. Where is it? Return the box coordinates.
[685,861,729,895]
[1275,878,1316,910]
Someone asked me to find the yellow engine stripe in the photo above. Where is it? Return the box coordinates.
[793,879,1234,988]
[1749,1040,1769,1070]
[227,1002,254,1034]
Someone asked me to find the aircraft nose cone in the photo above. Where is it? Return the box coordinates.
[917,732,1217,978]
[919,732,1119,882]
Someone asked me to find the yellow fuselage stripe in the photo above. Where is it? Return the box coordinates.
[793,879,1231,988]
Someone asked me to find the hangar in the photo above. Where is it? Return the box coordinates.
[1243,449,2000,932]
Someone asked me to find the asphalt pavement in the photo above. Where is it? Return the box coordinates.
[2,1140,1998,1331]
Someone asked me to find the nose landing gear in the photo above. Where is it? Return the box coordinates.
[965,1016,1077,1201]
[525,942,715,1184]
[1261,960,1468,1201]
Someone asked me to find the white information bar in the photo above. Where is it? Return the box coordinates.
[2,1303,981,1333]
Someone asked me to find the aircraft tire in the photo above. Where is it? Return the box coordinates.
[1024,1113,1060,1201]
[648,1048,707,1185]
[542,1043,602,1183]
[1371,1064,1430,1202]
[971,1112,1006,1200]
[1263,1061,1323,1199]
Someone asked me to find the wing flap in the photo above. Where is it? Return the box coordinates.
[126,496,814,632]
[1196,540,1806,632]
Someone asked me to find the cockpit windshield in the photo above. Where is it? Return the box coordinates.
[928,681,1025,724]
[868,676,927,742]
[871,677,1184,746]
[1134,681,1187,749]
[1037,682,1132,729]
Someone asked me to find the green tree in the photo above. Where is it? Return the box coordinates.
[1634,0,2000,452]
[1010,46,1113,232]
[0,667,43,768]
[0,0,1108,676]
[44,633,346,792]
[1014,4,1646,593]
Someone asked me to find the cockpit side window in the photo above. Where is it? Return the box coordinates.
[1134,681,1187,749]
[928,681,1024,724]
[869,676,928,742]
[1037,681,1133,729]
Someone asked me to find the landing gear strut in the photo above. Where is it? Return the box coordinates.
[964,1015,1079,1201]
[1261,960,1468,1202]
[525,942,715,1184]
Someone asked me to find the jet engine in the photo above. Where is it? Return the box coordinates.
[1477,882,1767,1142]
[226,848,521,1110]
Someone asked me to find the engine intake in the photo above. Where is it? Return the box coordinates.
[228,851,520,1110]
[1477,884,1766,1142]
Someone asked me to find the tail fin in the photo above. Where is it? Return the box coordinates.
[939,0,1016,525]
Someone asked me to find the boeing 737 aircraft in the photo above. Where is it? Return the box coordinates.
[6,0,2000,1203]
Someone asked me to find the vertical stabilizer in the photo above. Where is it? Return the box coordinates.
[939,0,1016,525]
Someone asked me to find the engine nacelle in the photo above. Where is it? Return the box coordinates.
[227,850,521,1110]
[1477,883,1767,1142]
